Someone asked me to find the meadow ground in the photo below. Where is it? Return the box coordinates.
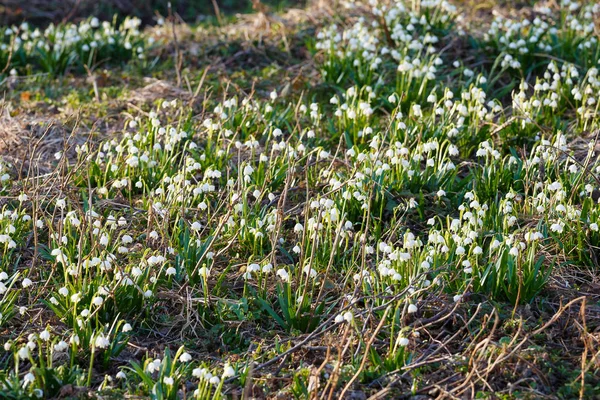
[0,0,599,398]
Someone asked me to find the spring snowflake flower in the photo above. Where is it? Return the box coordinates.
[39,329,50,341]
[407,304,418,314]
[223,364,235,378]
[179,352,192,362]
[94,334,110,349]
[397,337,409,347]
[52,340,68,352]
[192,368,206,378]
[276,268,290,282]
[147,359,161,373]
[18,346,30,360]
[163,376,174,385]
[23,372,35,386]
[198,267,210,278]
[550,223,564,233]
[343,311,353,322]
[412,104,423,118]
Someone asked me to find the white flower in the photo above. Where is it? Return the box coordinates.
[22,278,33,288]
[223,365,235,378]
[397,337,409,347]
[146,359,161,373]
[343,311,353,323]
[23,372,35,386]
[94,334,110,349]
[550,223,564,233]
[163,376,174,385]
[407,304,418,314]
[166,267,177,276]
[243,165,254,176]
[276,268,290,282]
[39,330,50,341]
[54,341,68,352]
[18,346,30,360]
[179,352,192,362]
